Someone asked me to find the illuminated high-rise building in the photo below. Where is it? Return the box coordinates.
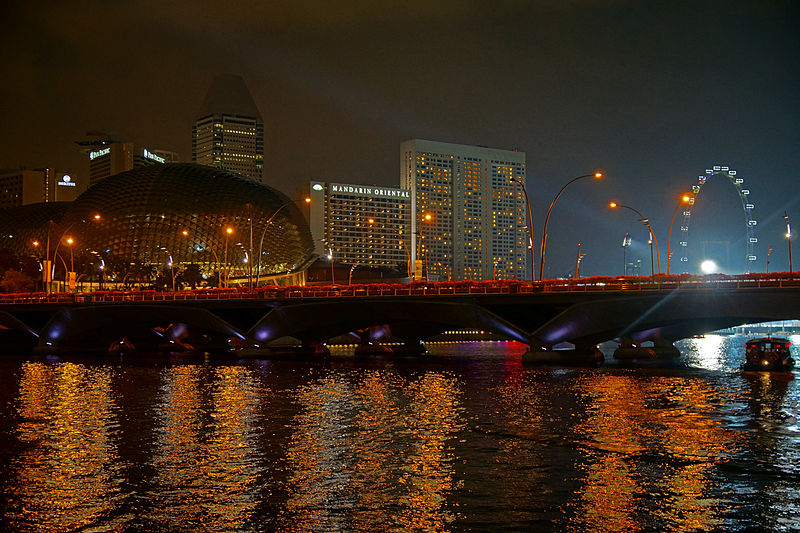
[192,74,264,182]
[307,181,412,272]
[76,133,178,187]
[400,139,527,281]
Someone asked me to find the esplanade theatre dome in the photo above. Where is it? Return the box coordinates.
[59,163,314,282]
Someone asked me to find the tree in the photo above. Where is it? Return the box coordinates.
[1,269,34,293]
[182,263,203,290]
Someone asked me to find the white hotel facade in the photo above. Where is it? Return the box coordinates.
[308,181,412,272]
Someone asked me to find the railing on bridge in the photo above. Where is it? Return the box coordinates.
[1,274,799,305]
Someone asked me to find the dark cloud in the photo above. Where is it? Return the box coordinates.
[2,0,798,275]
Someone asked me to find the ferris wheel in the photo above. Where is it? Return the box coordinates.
[678,165,758,273]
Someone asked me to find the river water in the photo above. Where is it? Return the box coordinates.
[0,335,798,532]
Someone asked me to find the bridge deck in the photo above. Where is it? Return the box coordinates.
[2,276,800,305]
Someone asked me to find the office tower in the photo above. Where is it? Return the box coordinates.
[192,74,264,182]
[76,133,178,187]
[307,181,412,272]
[400,139,527,281]
[0,168,83,209]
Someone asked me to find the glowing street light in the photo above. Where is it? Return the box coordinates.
[574,242,585,279]
[50,213,101,292]
[66,236,75,291]
[224,226,234,288]
[415,212,434,281]
[182,229,220,275]
[666,192,693,275]
[766,245,774,274]
[510,176,534,281]
[539,171,603,280]
[785,211,793,276]
[254,198,311,288]
[609,201,661,277]
[622,232,631,275]
[700,259,717,274]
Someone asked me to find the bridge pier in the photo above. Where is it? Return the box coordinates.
[522,339,604,366]
[613,337,680,360]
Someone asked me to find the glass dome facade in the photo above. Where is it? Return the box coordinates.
[1,164,314,281]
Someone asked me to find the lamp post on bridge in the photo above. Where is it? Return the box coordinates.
[253,197,311,288]
[539,171,603,281]
[574,243,585,279]
[767,245,774,274]
[510,177,535,281]
[609,202,661,277]
[622,233,631,275]
[181,229,221,286]
[412,212,434,282]
[785,211,793,277]
[666,193,693,275]
[51,214,101,293]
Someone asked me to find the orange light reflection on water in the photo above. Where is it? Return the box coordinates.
[279,370,464,532]
[148,365,264,531]
[567,374,739,532]
[7,362,126,532]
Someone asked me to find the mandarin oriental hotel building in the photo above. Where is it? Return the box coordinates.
[308,182,412,272]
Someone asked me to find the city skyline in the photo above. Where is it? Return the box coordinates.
[2,1,798,277]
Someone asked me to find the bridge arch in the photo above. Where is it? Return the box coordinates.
[678,165,758,273]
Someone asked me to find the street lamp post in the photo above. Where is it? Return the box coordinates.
[785,211,793,276]
[622,233,631,275]
[31,240,43,292]
[413,212,434,281]
[349,263,359,285]
[510,177,535,281]
[164,251,175,292]
[574,243,585,279]
[66,237,75,291]
[327,248,335,285]
[767,245,774,274]
[50,214,101,293]
[181,229,221,285]
[539,172,603,281]
[609,202,661,276]
[253,198,310,288]
[223,226,233,288]
[666,193,693,275]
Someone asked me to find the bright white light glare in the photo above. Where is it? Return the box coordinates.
[700,260,717,274]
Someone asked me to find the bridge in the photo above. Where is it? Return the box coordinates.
[1,277,799,364]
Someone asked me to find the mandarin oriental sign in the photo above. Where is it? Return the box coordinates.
[331,183,410,199]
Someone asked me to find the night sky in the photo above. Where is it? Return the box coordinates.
[2,1,798,278]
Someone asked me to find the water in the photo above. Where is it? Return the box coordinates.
[0,335,798,532]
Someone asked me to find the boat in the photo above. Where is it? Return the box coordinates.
[742,337,795,371]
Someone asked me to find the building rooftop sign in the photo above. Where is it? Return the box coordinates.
[89,147,110,160]
[330,183,410,199]
[57,174,76,187]
[143,149,165,163]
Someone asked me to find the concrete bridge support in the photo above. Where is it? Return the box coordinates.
[521,337,604,366]
[613,337,680,360]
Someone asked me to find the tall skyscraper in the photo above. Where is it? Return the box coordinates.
[400,139,528,281]
[192,74,264,182]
